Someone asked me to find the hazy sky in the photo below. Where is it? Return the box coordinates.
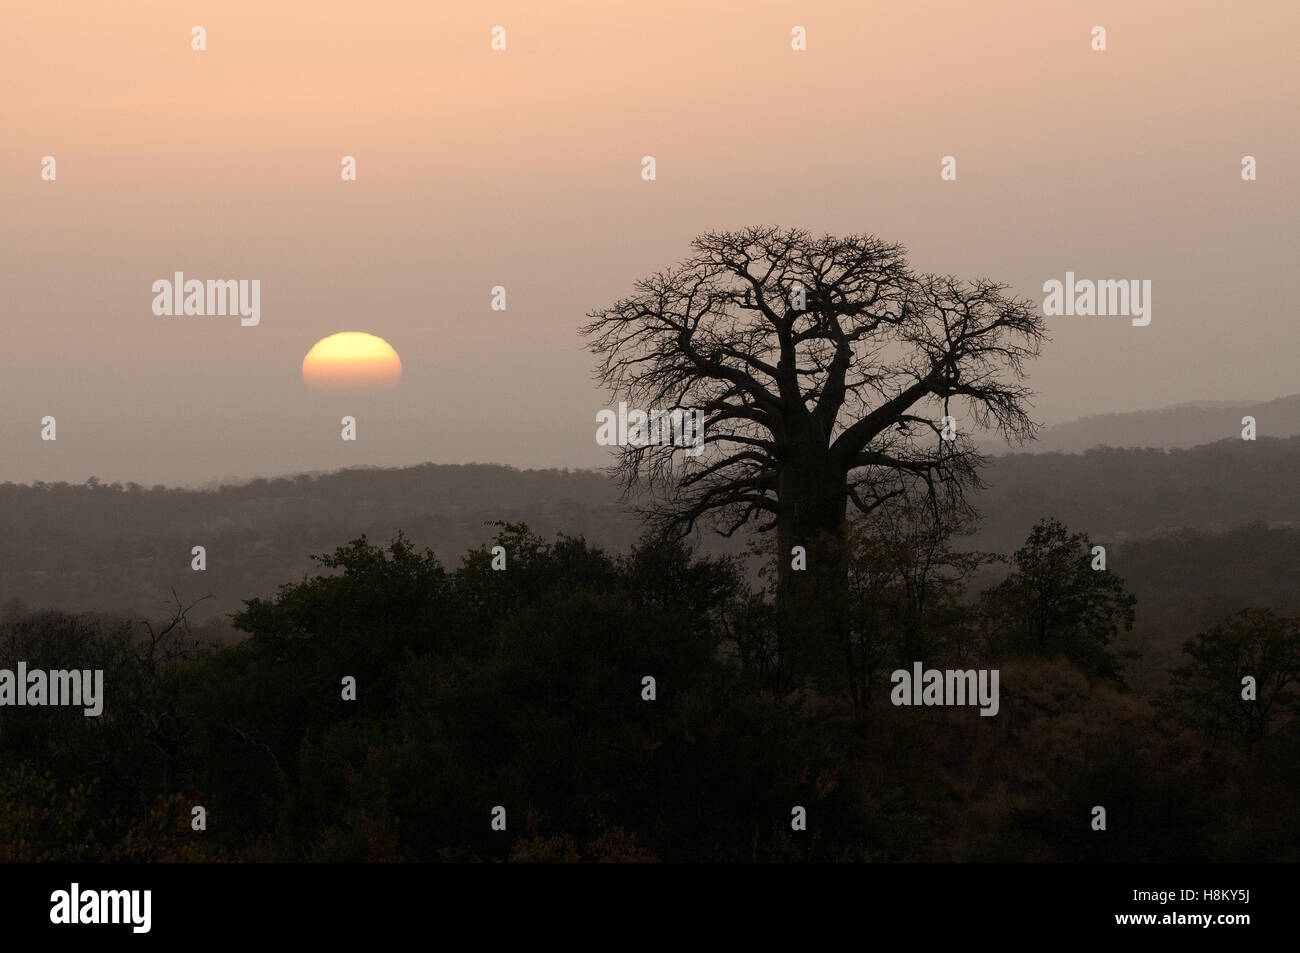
[2,0,1295,485]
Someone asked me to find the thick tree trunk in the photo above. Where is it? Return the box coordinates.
[773,459,850,696]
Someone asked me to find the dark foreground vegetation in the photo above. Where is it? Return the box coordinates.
[2,516,1296,862]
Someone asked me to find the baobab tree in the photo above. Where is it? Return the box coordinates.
[582,226,1045,688]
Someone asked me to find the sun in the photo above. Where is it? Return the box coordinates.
[302,332,402,392]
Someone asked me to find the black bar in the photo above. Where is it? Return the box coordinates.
[1,862,1283,941]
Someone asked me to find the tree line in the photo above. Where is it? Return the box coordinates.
[1,516,1295,862]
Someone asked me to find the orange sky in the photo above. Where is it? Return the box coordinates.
[1,0,1296,484]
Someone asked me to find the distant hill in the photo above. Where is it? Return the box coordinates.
[1105,523,1300,690]
[2,438,1297,644]
[1015,394,1300,453]
[971,435,1300,552]
[0,463,634,626]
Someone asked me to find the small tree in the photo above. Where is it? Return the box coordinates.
[981,518,1136,682]
[1157,608,1300,746]
[842,502,992,719]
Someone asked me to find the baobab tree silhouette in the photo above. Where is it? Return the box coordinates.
[583,225,1045,692]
